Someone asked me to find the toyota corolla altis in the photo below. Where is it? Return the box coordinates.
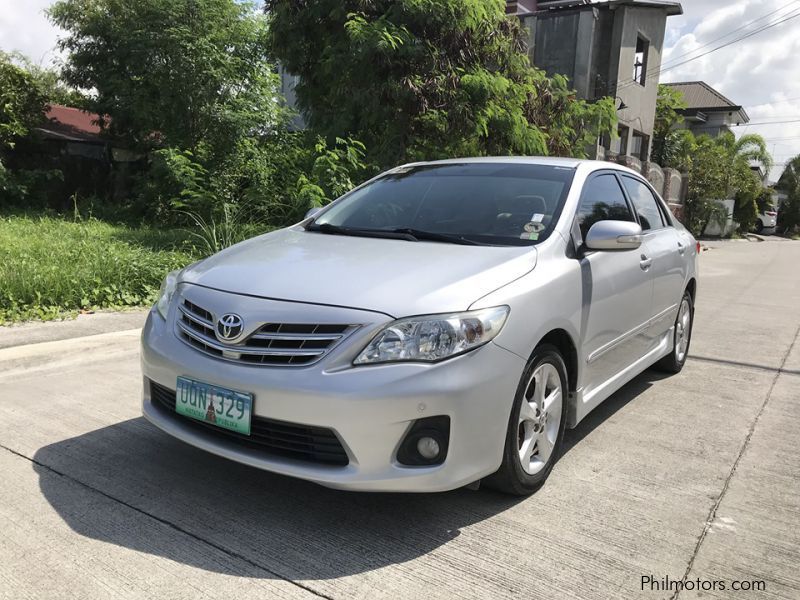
[141,157,698,495]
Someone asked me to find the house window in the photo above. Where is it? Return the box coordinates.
[633,36,649,86]
[600,124,629,155]
[616,125,629,155]
[630,130,650,161]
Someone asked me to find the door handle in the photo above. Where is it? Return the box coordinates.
[640,254,652,270]
[677,241,686,255]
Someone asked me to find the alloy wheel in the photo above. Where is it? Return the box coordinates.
[675,297,692,363]
[517,362,563,475]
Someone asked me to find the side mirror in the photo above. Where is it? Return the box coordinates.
[584,220,643,251]
[305,207,322,220]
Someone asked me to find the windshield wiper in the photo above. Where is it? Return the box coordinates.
[306,223,488,246]
[388,228,488,246]
[306,222,418,242]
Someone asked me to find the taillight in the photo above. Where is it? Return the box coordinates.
[765,211,777,217]
[696,241,701,254]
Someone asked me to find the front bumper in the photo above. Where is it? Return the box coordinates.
[140,296,525,492]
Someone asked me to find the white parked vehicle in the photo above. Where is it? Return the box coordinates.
[141,158,699,495]
[755,208,778,233]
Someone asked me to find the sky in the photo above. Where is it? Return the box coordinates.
[659,0,800,181]
[1,0,799,181]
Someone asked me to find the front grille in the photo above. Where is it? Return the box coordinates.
[176,298,356,366]
[149,381,349,466]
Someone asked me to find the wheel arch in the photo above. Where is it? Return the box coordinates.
[535,329,579,394]
[686,277,697,302]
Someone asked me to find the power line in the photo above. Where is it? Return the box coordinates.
[616,7,800,92]
[656,8,800,75]
[657,0,800,72]
[626,7,800,89]
[731,119,800,126]
[660,6,800,82]
[690,119,800,129]
[747,95,800,108]
[736,115,800,120]
[616,5,800,91]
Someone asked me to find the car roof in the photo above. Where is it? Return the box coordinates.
[399,156,642,176]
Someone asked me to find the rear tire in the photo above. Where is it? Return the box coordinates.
[655,291,693,374]
[484,344,568,496]
[755,220,764,234]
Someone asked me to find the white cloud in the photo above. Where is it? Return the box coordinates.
[661,0,800,181]
[0,0,63,66]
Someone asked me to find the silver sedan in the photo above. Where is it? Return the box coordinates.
[141,157,698,495]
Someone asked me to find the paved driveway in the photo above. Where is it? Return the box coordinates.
[1,240,798,600]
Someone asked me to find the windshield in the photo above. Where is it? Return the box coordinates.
[309,163,576,246]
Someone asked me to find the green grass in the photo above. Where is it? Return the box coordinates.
[0,216,201,324]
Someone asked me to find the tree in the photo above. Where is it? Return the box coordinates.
[266,0,616,169]
[1,52,86,108]
[1,54,50,199]
[674,131,771,236]
[49,0,300,223]
[653,84,774,235]
[0,55,47,152]
[726,134,772,234]
[776,155,800,235]
[49,0,280,152]
[652,84,687,166]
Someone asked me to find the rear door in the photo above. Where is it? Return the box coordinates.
[620,175,687,344]
[575,172,655,396]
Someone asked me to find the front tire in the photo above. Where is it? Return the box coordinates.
[484,344,568,496]
[655,291,693,374]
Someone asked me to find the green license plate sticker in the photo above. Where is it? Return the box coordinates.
[175,376,253,435]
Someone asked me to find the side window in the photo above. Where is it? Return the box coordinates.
[575,174,635,239]
[621,176,666,231]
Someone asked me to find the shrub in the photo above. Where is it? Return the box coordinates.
[0,215,199,323]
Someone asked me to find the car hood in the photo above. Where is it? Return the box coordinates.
[180,228,537,317]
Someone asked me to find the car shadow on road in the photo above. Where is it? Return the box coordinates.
[33,416,525,580]
[32,368,666,581]
[562,368,673,456]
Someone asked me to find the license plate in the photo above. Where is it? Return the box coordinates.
[175,376,253,435]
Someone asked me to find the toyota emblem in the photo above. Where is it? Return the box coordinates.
[217,313,244,342]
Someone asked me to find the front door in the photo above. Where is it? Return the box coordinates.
[574,172,655,407]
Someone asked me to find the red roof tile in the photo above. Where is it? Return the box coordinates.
[38,104,108,143]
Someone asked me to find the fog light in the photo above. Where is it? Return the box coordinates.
[416,436,441,460]
[397,416,450,466]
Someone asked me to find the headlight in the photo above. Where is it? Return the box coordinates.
[156,270,180,320]
[354,306,509,365]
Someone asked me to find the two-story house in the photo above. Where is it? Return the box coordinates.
[508,0,683,162]
[663,81,750,138]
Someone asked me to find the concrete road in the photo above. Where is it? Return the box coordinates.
[1,241,798,600]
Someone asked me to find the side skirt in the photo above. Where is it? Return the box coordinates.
[566,327,673,429]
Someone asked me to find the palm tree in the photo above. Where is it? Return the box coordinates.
[716,132,773,234]
[733,133,773,172]
[679,131,773,235]
[714,132,772,194]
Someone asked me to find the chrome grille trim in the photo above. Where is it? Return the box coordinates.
[177,321,326,357]
[178,304,214,329]
[249,332,343,341]
[176,297,358,367]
